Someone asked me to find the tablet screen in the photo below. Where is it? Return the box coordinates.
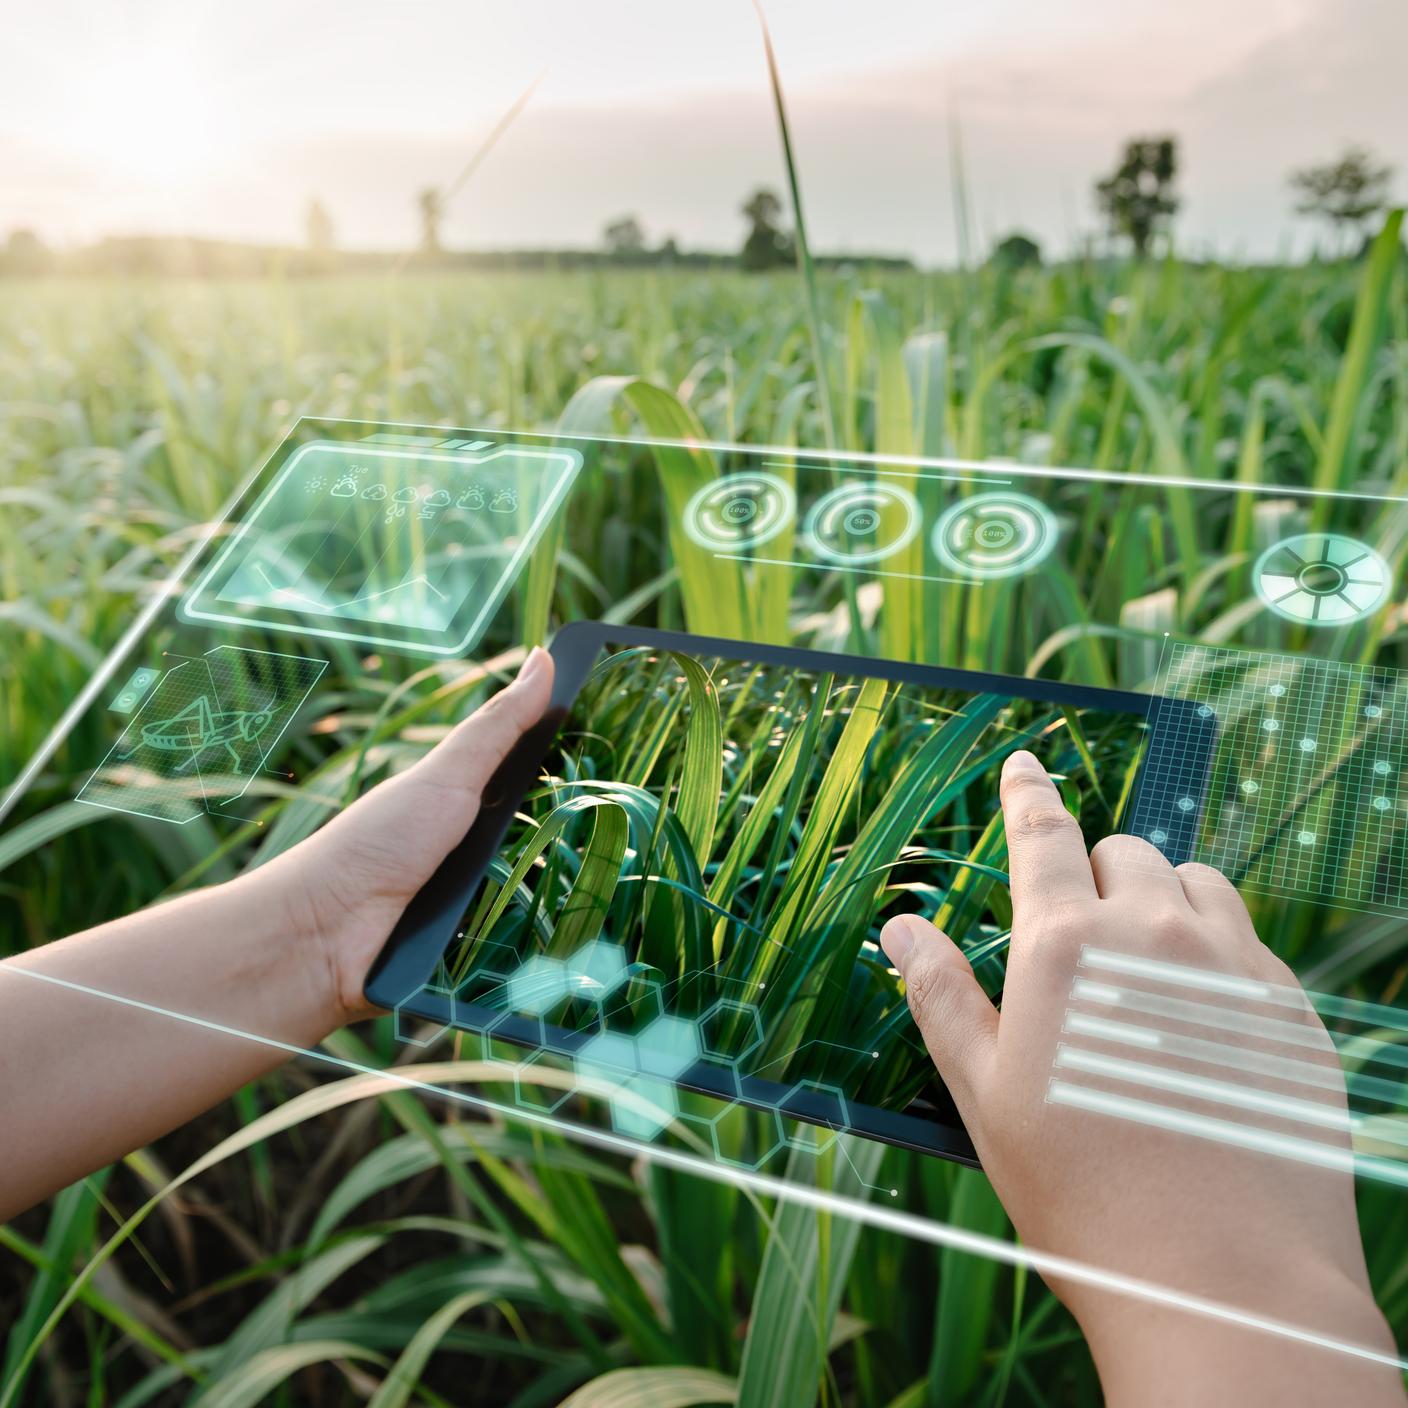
[415,636,1183,1159]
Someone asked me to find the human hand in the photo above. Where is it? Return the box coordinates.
[253,646,554,1031]
[880,750,1403,1405]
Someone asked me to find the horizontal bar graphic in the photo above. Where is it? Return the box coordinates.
[1071,979,1339,1056]
[1080,945,1408,1036]
[1061,1012,1408,1105]
[1054,1045,1352,1133]
[1079,946,1300,1005]
[1046,1080,1408,1189]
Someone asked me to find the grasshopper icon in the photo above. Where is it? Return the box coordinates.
[125,695,276,773]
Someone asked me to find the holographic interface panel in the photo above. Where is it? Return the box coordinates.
[1127,641,1408,916]
[180,437,581,655]
[76,646,325,825]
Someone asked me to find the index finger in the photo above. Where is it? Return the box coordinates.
[999,750,1097,914]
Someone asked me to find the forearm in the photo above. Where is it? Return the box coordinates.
[0,872,333,1222]
[1076,1269,1404,1407]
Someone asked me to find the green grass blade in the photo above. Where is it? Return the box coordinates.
[193,1341,386,1408]
[553,805,631,954]
[2,1175,111,1398]
[735,1138,883,1408]
[199,1233,386,1386]
[1312,209,1404,505]
[926,1169,1010,1405]
[754,1,836,448]
[646,1161,740,1370]
[366,1290,494,1408]
[668,649,725,865]
[560,1366,739,1408]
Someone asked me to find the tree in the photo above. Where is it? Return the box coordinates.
[417,187,444,256]
[602,215,646,258]
[306,198,334,254]
[990,231,1042,269]
[1095,136,1179,258]
[3,229,51,275]
[739,187,792,271]
[1289,146,1393,256]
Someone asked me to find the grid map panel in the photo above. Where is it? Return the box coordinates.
[1127,642,1408,915]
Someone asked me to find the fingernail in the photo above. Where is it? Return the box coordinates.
[880,915,922,974]
[1003,749,1044,775]
[515,646,548,687]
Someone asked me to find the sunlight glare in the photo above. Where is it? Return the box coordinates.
[59,39,231,186]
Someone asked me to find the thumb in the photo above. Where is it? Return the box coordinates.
[410,645,556,800]
[879,914,998,1109]
[306,646,556,886]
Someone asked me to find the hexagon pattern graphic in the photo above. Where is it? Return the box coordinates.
[565,939,630,1000]
[398,939,856,1167]
[505,954,571,1014]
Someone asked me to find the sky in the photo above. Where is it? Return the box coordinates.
[3,0,1405,264]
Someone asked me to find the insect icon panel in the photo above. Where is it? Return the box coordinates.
[77,646,325,825]
[179,441,582,656]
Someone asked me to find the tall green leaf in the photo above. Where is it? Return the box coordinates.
[735,1137,884,1408]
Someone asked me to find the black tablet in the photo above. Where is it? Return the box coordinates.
[365,623,1215,1165]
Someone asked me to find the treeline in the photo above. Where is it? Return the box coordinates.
[0,233,913,280]
[3,139,1397,279]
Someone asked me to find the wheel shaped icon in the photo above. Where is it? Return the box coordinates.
[1253,533,1390,626]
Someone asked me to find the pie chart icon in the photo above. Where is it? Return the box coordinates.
[931,492,1059,580]
[683,472,796,552]
[1253,533,1391,626]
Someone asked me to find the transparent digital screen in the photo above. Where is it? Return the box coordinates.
[76,645,325,825]
[180,439,581,655]
[1129,641,1408,916]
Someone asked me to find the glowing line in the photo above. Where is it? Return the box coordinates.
[1047,1079,1408,1191]
[748,1035,879,1079]
[1063,1011,1408,1107]
[1082,948,1408,1036]
[5,962,1406,1374]
[1066,1012,1164,1049]
[344,575,449,609]
[1079,947,1296,1005]
[1072,980,1335,1053]
[1054,1045,1352,1132]
[1314,991,1408,1035]
[1071,980,1121,1003]
[831,1128,896,1197]
[713,553,971,585]
[315,415,1408,506]
[760,460,1012,488]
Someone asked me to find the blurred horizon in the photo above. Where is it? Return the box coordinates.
[3,0,1407,265]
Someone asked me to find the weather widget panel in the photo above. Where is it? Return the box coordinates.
[179,439,582,655]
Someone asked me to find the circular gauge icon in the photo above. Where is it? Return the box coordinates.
[1253,533,1390,626]
[931,492,1059,579]
[804,482,921,564]
[683,472,796,553]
